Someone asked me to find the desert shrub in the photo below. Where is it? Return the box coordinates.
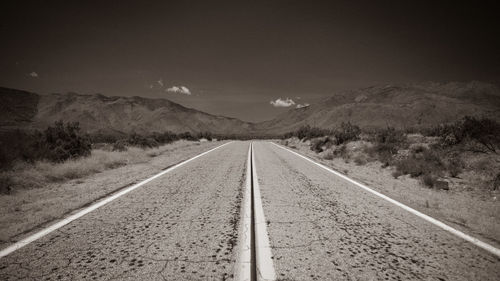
[127,133,159,148]
[410,144,427,154]
[333,122,361,145]
[374,127,407,149]
[294,125,330,140]
[461,116,500,152]
[178,132,197,141]
[333,144,348,159]
[112,140,128,152]
[394,146,444,178]
[89,133,120,144]
[151,131,179,144]
[323,150,334,160]
[395,157,428,177]
[353,154,367,165]
[0,173,14,194]
[422,174,436,188]
[282,131,294,139]
[493,173,500,190]
[365,127,407,166]
[445,154,464,177]
[310,137,331,153]
[196,132,213,141]
[392,170,403,179]
[0,129,36,169]
[431,116,500,152]
[474,158,491,172]
[31,121,92,162]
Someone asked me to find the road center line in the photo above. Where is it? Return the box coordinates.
[252,143,277,281]
[236,144,252,281]
[0,141,233,259]
[271,142,500,258]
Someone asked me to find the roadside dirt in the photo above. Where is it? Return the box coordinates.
[0,141,226,249]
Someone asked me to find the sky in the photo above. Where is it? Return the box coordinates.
[1,0,499,122]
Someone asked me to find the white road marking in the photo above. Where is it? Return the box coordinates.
[0,141,233,259]
[252,143,277,281]
[271,142,500,258]
[235,144,252,281]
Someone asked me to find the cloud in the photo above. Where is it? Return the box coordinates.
[270,97,296,107]
[157,79,164,87]
[29,72,38,78]
[166,85,191,95]
[296,103,310,108]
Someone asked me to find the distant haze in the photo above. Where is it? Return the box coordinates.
[1,1,499,122]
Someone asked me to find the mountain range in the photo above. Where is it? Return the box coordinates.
[1,81,499,136]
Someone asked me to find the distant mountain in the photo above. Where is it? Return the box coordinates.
[256,81,500,134]
[2,81,499,137]
[0,88,39,127]
[0,88,255,135]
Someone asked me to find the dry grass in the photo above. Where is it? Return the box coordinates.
[0,145,174,192]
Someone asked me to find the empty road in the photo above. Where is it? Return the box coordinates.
[1,141,499,280]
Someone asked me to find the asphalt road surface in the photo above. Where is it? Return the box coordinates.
[1,141,499,280]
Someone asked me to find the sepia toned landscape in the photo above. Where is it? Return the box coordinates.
[1,1,499,280]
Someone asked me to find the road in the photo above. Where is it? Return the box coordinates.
[1,141,499,280]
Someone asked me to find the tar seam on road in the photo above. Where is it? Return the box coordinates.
[250,144,257,281]
[270,142,500,258]
[237,143,277,281]
[0,141,233,259]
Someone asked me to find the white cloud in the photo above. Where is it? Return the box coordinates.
[180,86,191,94]
[166,85,191,95]
[270,97,296,107]
[296,103,310,108]
[29,72,38,78]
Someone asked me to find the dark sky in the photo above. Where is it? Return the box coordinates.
[1,1,499,122]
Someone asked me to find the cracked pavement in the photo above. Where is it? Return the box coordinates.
[1,141,500,280]
[253,142,500,281]
[0,142,248,281]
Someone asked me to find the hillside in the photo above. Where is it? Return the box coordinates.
[0,88,255,135]
[257,81,500,133]
[0,88,39,128]
[2,81,499,137]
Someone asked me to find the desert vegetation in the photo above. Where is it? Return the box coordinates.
[281,116,500,191]
[0,121,227,194]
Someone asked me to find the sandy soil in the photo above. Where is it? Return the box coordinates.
[0,140,226,248]
[278,139,500,248]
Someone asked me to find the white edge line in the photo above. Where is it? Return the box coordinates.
[270,142,500,258]
[252,143,277,281]
[236,144,252,281]
[0,141,234,259]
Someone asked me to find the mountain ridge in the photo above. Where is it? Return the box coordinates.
[0,87,256,135]
[1,81,499,136]
[257,81,500,133]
